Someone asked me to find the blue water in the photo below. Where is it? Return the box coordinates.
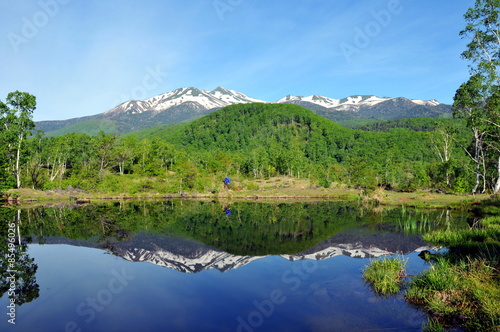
[2,201,461,331]
[1,244,429,332]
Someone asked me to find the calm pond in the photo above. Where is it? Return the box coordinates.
[0,200,469,332]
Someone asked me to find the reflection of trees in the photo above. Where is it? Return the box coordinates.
[0,208,39,305]
[8,201,471,259]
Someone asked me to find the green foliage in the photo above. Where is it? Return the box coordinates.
[363,257,406,296]
[460,0,500,87]
[405,197,500,331]
[43,119,120,137]
[455,1,500,194]
[0,91,37,189]
[353,117,464,132]
[421,319,447,332]
[406,257,500,331]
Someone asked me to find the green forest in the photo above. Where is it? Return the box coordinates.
[0,97,496,197]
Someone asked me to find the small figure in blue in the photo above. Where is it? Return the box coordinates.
[223,176,231,190]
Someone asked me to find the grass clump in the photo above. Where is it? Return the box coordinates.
[405,206,500,331]
[422,319,447,332]
[406,257,500,331]
[363,256,406,296]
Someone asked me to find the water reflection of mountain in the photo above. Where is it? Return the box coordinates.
[111,234,263,273]
[293,226,432,260]
[116,230,432,273]
[34,228,433,274]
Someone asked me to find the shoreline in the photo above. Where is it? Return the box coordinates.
[2,187,491,209]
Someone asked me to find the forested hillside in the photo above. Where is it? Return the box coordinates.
[0,103,479,195]
[351,117,466,132]
[144,103,463,189]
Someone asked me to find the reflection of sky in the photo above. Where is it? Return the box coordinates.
[1,244,429,332]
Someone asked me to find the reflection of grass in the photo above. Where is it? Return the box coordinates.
[363,256,406,296]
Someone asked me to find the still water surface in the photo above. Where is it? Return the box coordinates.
[0,200,468,331]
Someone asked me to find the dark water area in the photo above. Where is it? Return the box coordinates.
[0,200,469,331]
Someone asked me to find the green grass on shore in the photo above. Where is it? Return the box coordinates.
[361,199,500,332]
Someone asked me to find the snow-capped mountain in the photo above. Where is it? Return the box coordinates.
[104,87,265,117]
[35,87,452,134]
[106,88,441,117]
[276,94,392,109]
[278,93,444,113]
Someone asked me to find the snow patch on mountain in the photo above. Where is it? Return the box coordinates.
[209,86,265,104]
[101,86,448,122]
[410,99,441,106]
[277,94,397,110]
[104,87,266,116]
[276,95,341,108]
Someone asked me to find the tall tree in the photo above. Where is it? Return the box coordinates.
[93,131,117,181]
[430,123,456,187]
[0,91,36,189]
[456,0,500,192]
[484,87,500,192]
[453,75,490,193]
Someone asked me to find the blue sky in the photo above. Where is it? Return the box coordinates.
[1,0,473,121]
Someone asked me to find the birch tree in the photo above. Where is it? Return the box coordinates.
[430,124,455,187]
[453,75,489,193]
[0,91,36,189]
[456,0,500,192]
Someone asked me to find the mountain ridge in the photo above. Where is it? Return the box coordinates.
[35,86,452,135]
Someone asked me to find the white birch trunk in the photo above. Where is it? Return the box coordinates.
[494,155,500,193]
[15,139,21,188]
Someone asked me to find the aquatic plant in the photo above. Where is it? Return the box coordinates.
[406,257,500,331]
[362,256,407,296]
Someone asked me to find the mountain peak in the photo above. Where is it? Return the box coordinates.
[211,86,230,94]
